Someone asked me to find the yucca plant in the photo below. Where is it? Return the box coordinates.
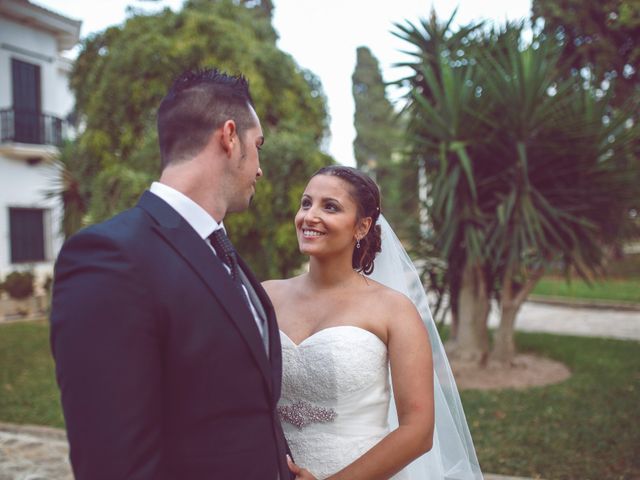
[45,140,94,238]
[394,12,494,361]
[477,32,639,363]
[398,16,640,364]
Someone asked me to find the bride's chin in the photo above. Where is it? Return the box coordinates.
[299,247,318,256]
[298,240,322,253]
[298,243,319,255]
[298,244,313,255]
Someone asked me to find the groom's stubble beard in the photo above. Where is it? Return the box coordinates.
[239,149,254,209]
[226,160,258,213]
[237,142,260,210]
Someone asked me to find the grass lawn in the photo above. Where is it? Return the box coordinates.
[532,276,640,304]
[0,320,64,427]
[1,321,639,478]
[531,253,640,304]
[462,332,640,479]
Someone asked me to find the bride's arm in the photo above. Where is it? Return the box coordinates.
[328,293,435,480]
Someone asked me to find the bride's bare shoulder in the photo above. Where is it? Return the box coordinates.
[364,279,420,318]
[262,275,304,303]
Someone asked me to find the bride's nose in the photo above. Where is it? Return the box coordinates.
[303,204,322,223]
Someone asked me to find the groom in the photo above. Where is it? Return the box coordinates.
[50,69,290,479]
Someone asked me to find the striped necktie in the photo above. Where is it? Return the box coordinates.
[209,228,242,282]
[209,228,268,351]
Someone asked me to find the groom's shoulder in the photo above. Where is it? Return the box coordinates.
[63,203,153,251]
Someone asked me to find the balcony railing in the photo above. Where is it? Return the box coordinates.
[0,108,66,146]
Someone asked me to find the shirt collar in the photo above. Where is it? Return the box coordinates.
[149,181,224,239]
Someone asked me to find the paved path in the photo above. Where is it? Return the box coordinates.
[488,301,640,341]
[3,301,638,479]
[0,424,71,480]
[0,422,530,479]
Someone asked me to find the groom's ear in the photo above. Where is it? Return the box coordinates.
[220,119,238,155]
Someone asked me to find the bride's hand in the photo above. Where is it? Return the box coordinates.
[287,455,317,480]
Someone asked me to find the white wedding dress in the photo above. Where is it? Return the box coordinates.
[277,216,483,480]
[279,325,409,479]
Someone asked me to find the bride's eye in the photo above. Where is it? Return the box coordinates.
[325,202,339,212]
[301,198,311,208]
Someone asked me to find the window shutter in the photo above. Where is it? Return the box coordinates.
[12,59,41,143]
[9,208,46,263]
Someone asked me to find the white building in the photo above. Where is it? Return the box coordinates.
[0,0,80,280]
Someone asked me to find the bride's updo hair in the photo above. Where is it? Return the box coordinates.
[312,165,382,275]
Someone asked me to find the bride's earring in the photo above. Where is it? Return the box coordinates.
[356,238,361,249]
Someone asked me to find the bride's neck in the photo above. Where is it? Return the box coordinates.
[306,255,360,289]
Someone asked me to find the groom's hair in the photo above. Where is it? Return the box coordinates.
[157,68,256,169]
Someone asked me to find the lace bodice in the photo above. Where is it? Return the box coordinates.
[278,326,408,479]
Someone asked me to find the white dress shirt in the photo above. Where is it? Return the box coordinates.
[149,182,267,343]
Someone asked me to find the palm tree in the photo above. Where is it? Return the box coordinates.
[478,35,639,362]
[46,140,91,238]
[394,11,491,360]
[397,18,640,364]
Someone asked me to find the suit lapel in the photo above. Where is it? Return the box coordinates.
[237,255,283,402]
[137,192,273,393]
[238,268,267,325]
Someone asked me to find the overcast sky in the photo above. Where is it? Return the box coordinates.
[36,0,532,166]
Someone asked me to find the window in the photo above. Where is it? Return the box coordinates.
[9,208,46,263]
[12,58,42,144]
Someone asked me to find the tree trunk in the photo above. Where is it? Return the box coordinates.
[492,266,546,364]
[446,259,490,364]
[492,302,518,364]
[450,310,459,339]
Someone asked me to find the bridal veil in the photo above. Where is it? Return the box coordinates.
[367,215,483,479]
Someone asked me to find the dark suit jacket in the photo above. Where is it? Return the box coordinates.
[50,191,290,479]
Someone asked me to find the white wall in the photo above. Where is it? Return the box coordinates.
[0,156,64,278]
[0,17,74,116]
[53,57,75,118]
[0,14,76,281]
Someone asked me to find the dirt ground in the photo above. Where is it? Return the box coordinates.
[451,354,572,390]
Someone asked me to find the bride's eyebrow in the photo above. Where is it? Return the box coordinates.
[301,194,343,206]
[320,196,343,208]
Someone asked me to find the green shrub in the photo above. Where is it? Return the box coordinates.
[42,274,53,294]
[2,271,35,300]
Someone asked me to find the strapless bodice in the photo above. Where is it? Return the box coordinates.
[278,326,408,479]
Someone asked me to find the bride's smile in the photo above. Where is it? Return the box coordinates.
[301,228,325,238]
[295,174,369,258]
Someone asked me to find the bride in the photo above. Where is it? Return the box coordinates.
[263,166,482,479]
